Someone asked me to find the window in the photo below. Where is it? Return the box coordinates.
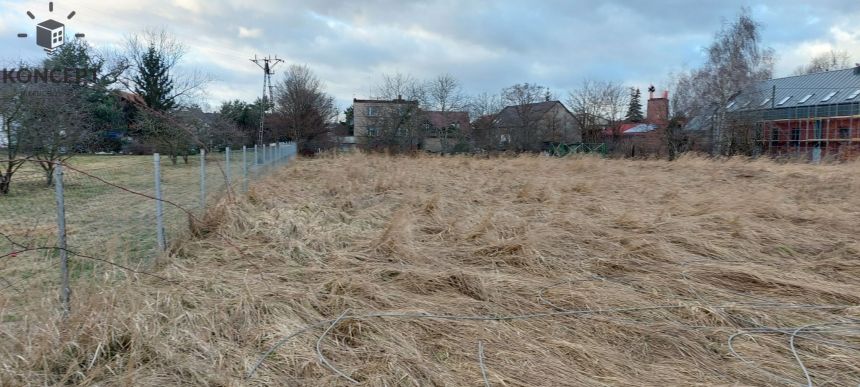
[760,98,771,107]
[367,127,379,137]
[798,94,813,104]
[742,101,752,108]
[821,91,838,102]
[848,90,860,100]
[726,101,736,109]
[814,120,823,139]
[771,128,780,142]
[791,128,801,146]
[366,106,379,117]
[777,96,792,106]
[839,128,850,139]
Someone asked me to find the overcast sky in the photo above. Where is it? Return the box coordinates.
[1,0,859,113]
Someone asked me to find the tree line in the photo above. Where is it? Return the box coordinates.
[2,8,849,196]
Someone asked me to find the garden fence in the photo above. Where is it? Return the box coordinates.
[0,142,297,314]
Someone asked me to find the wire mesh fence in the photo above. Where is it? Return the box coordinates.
[0,142,297,312]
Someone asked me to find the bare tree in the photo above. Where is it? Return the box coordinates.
[672,7,774,156]
[19,83,95,185]
[793,50,853,75]
[427,74,465,112]
[375,72,427,106]
[468,92,503,151]
[363,73,425,152]
[0,83,29,195]
[568,80,628,143]
[501,83,551,151]
[426,74,467,151]
[273,64,338,152]
[137,109,194,165]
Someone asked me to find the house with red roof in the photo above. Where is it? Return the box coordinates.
[606,87,670,157]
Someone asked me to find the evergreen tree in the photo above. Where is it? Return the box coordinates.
[343,106,354,132]
[132,45,176,111]
[625,88,644,123]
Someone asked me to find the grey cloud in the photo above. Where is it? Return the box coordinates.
[1,0,859,110]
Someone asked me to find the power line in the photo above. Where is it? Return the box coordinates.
[250,55,284,146]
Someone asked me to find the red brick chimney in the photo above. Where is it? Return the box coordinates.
[647,88,669,127]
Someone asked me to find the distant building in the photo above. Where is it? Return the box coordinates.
[352,97,421,150]
[605,88,670,157]
[687,66,860,160]
[492,100,580,151]
[420,110,470,153]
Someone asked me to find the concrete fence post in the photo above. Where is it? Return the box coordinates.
[242,145,248,192]
[200,149,206,209]
[225,147,232,188]
[53,164,70,317]
[154,154,166,252]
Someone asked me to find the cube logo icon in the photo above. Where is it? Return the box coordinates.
[16,2,85,53]
[37,19,65,50]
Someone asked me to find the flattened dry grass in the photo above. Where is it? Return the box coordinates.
[2,153,860,386]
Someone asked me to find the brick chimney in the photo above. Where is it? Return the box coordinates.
[647,89,669,127]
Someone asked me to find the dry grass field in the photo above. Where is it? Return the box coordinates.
[1,153,859,386]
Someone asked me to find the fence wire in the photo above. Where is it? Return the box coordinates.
[0,143,297,311]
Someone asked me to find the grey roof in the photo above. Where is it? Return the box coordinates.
[38,19,64,29]
[685,67,860,132]
[728,67,860,112]
[495,101,568,127]
[625,123,657,133]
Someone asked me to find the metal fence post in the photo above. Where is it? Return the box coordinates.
[242,145,248,192]
[225,147,232,188]
[200,149,206,209]
[154,154,166,252]
[53,164,70,317]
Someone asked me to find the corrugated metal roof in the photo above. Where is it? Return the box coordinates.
[624,123,657,133]
[729,67,860,112]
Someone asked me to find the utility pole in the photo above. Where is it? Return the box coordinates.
[250,55,285,147]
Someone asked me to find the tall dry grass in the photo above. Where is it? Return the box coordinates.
[1,153,859,386]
